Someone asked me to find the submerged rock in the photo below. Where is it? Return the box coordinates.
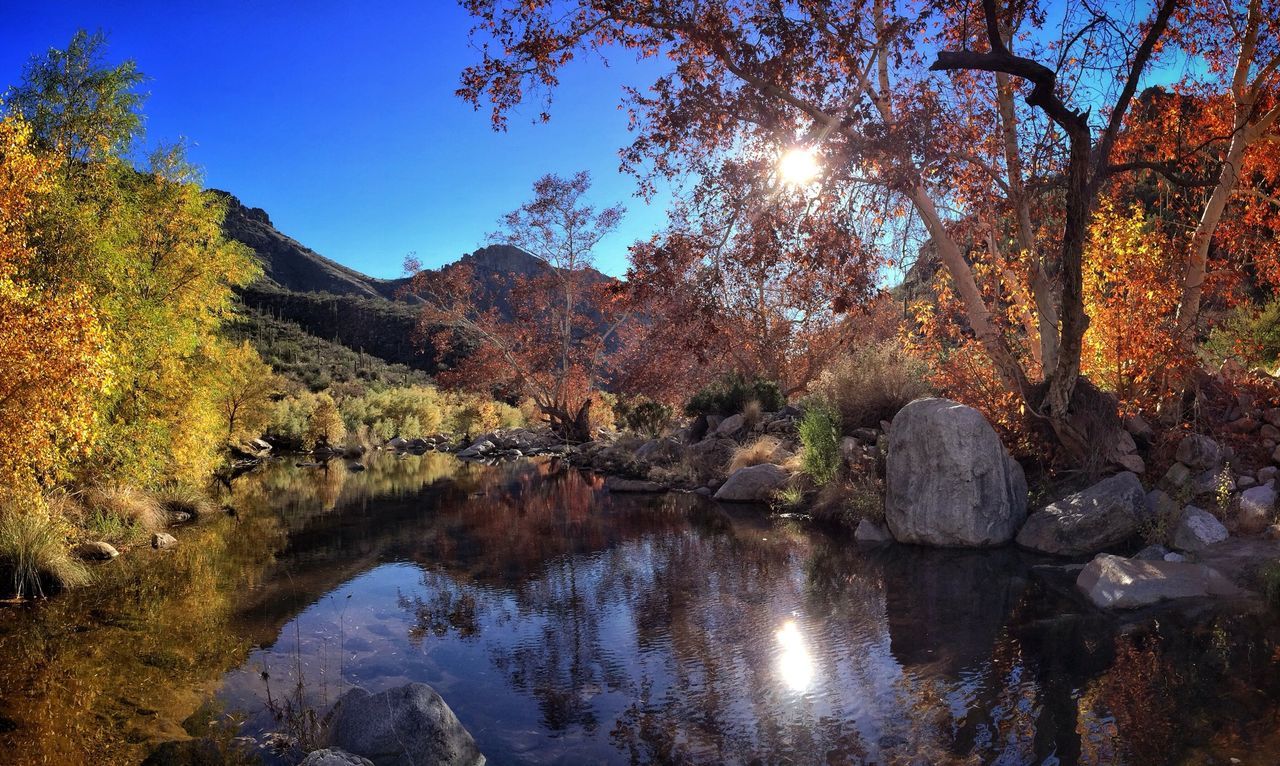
[326,683,484,766]
[713,463,789,502]
[1016,472,1146,556]
[854,519,893,543]
[303,749,374,766]
[605,477,665,493]
[151,532,177,550]
[1171,506,1229,552]
[1076,553,1242,609]
[884,398,1027,547]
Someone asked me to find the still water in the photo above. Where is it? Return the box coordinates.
[2,453,1279,765]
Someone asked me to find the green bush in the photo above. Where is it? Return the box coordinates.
[1204,299,1280,370]
[684,374,785,418]
[799,404,841,486]
[613,397,674,436]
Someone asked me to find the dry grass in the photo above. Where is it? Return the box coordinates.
[810,473,885,529]
[810,341,933,432]
[729,436,794,473]
[0,510,91,599]
[742,399,764,429]
[155,483,216,518]
[83,486,167,532]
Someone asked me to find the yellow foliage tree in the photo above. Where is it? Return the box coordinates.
[0,115,109,497]
[212,341,280,445]
[304,393,346,451]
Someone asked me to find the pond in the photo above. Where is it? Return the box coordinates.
[2,452,1279,765]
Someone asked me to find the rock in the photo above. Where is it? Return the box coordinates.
[852,427,879,443]
[1273,444,1280,465]
[76,541,119,561]
[840,436,859,461]
[151,532,177,550]
[692,486,712,497]
[1134,544,1169,560]
[1016,472,1146,556]
[1191,468,1234,497]
[1145,489,1178,522]
[1160,462,1191,492]
[1237,482,1276,533]
[456,439,495,459]
[1263,425,1280,442]
[1115,430,1138,455]
[854,519,894,543]
[1260,466,1280,484]
[386,436,408,450]
[1266,408,1280,428]
[1076,553,1243,609]
[715,413,746,437]
[1226,416,1258,433]
[635,437,683,465]
[1176,434,1223,470]
[325,683,484,766]
[685,437,736,481]
[302,749,375,766]
[1266,524,1280,540]
[1115,453,1146,474]
[347,462,366,473]
[1124,414,1153,440]
[1164,552,1187,562]
[1238,475,1258,490]
[605,477,665,493]
[713,463,790,502]
[1171,506,1229,552]
[884,398,1027,547]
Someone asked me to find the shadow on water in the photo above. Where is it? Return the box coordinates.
[3,452,1280,764]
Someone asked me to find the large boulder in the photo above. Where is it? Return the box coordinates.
[1238,482,1276,533]
[1175,434,1223,471]
[713,463,789,502]
[715,413,746,438]
[325,683,484,766]
[1171,505,1229,551]
[685,437,736,482]
[1016,472,1146,556]
[884,398,1027,547]
[1076,553,1243,609]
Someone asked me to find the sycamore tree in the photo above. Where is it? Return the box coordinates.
[407,172,629,441]
[455,0,1280,463]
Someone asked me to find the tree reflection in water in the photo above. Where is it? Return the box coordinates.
[11,451,1260,766]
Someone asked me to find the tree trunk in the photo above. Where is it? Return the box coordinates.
[542,397,594,443]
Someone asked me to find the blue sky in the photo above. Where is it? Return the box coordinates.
[0,1,670,278]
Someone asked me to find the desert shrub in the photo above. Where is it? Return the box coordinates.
[1204,299,1280,370]
[799,404,841,486]
[729,436,792,473]
[810,341,932,433]
[613,397,673,436]
[83,486,167,532]
[266,390,319,449]
[685,374,785,418]
[0,503,90,599]
[340,385,446,438]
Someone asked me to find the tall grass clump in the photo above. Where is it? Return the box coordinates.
[729,436,793,473]
[799,404,841,486]
[83,486,167,532]
[809,341,932,432]
[0,506,90,599]
[155,483,216,518]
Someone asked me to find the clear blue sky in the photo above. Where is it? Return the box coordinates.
[0,1,670,278]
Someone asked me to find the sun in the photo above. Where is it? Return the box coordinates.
[778,147,821,187]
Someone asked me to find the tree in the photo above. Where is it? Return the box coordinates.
[457,0,1187,462]
[0,115,109,496]
[407,172,628,441]
[305,393,346,451]
[213,341,280,444]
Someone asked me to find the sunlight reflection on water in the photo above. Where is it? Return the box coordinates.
[776,619,815,692]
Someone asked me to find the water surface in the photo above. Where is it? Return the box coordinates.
[2,453,1279,765]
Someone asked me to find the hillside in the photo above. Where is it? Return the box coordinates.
[216,190,615,389]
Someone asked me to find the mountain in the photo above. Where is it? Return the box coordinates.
[215,190,617,390]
